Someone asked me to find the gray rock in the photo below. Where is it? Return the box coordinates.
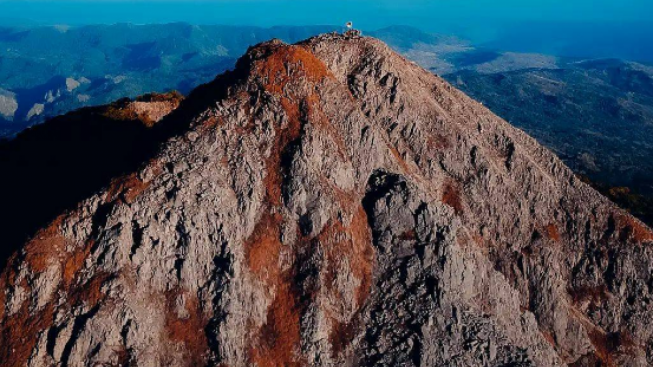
[26,103,45,120]
[0,89,18,120]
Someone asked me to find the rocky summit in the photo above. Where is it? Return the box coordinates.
[1,33,653,367]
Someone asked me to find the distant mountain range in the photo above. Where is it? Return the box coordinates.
[0,23,343,135]
[1,23,652,222]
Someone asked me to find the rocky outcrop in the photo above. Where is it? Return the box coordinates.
[0,89,18,121]
[26,104,45,120]
[1,34,652,367]
[101,92,184,127]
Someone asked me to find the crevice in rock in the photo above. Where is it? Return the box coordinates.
[504,141,515,171]
[60,304,101,367]
[280,136,302,206]
[174,221,189,282]
[129,221,144,260]
[90,202,115,243]
[603,215,617,241]
[206,240,233,366]
[470,146,478,167]
[46,322,66,358]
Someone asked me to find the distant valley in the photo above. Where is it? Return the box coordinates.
[1,23,652,224]
[0,24,342,135]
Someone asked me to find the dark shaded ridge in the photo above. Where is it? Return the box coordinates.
[0,109,159,271]
[362,169,405,242]
[0,60,251,272]
[361,169,425,367]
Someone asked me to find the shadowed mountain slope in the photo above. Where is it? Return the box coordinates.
[0,92,185,269]
[1,34,653,367]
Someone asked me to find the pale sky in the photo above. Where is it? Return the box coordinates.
[1,0,652,29]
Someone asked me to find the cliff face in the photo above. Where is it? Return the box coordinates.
[1,34,653,367]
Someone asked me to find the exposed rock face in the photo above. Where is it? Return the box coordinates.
[26,103,45,120]
[65,78,81,92]
[1,34,653,367]
[0,89,18,120]
[102,92,184,127]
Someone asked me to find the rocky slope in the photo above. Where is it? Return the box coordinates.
[448,59,653,198]
[1,33,653,367]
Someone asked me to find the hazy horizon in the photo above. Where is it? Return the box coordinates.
[2,0,653,62]
[2,0,652,25]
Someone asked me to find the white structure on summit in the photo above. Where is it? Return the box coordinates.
[344,21,361,37]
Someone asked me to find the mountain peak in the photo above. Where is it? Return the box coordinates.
[1,34,652,367]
